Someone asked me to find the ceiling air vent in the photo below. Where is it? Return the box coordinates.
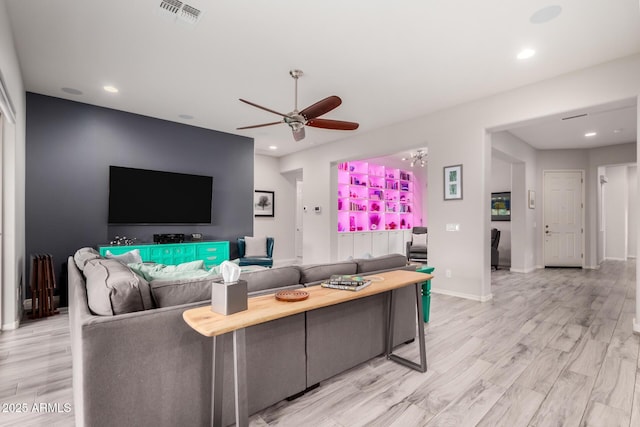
[179,4,201,24]
[159,0,183,14]
[157,0,202,25]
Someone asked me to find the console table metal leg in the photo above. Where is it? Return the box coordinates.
[233,328,248,427]
[385,283,428,373]
[211,335,224,427]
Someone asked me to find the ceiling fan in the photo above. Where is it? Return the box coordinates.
[237,69,359,141]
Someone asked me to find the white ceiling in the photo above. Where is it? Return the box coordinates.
[5,0,640,156]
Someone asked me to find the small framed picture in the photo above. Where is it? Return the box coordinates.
[443,164,463,200]
[528,190,536,209]
[254,190,275,217]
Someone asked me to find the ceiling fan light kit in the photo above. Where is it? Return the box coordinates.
[237,69,359,141]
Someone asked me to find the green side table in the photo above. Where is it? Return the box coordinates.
[416,265,435,323]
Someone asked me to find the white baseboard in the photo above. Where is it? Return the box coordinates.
[583,264,600,270]
[431,287,493,302]
[509,266,539,274]
[1,320,20,330]
[604,257,627,261]
[633,318,640,335]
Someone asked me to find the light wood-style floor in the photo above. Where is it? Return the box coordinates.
[1,260,638,426]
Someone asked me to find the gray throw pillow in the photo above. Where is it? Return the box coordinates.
[73,247,101,271]
[83,258,155,315]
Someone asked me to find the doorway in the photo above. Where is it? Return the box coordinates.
[0,113,3,325]
[543,170,585,267]
[295,180,303,262]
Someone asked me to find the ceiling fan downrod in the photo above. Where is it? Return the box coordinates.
[289,69,303,112]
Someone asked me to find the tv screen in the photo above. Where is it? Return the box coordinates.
[491,191,511,221]
[108,166,213,224]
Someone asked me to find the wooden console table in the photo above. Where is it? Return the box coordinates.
[183,269,432,427]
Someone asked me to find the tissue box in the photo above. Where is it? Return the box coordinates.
[211,280,248,315]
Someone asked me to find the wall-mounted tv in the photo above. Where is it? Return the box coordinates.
[491,191,511,221]
[108,166,213,224]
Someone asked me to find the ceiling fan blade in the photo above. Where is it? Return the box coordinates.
[236,121,282,130]
[239,99,288,118]
[306,118,359,131]
[292,126,305,141]
[300,96,342,120]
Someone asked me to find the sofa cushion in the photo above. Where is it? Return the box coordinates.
[83,258,155,315]
[299,261,357,285]
[240,266,301,293]
[73,247,101,271]
[355,254,408,274]
[150,275,220,308]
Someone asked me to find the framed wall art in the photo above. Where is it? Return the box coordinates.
[443,164,463,200]
[254,190,275,217]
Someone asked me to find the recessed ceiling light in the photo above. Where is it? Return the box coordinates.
[613,128,623,133]
[179,114,194,120]
[530,5,562,24]
[268,145,278,150]
[517,48,536,60]
[103,85,119,93]
[61,87,83,95]
[585,132,597,137]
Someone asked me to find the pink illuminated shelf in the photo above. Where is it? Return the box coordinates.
[337,160,418,233]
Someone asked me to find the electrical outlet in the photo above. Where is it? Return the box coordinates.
[445,269,452,278]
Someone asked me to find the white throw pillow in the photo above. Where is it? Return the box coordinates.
[105,248,143,265]
[244,236,268,257]
[412,233,427,247]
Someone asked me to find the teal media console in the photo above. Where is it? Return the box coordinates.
[98,241,230,269]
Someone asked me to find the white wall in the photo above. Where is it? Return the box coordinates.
[253,154,297,263]
[629,165,637,258]
[0,3,26,330]
[490,154,511,266]
[279,54,640,301]
[604,165,628,260]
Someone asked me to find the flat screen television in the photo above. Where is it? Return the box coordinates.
[491,191,511,221]
[108,166,213,224]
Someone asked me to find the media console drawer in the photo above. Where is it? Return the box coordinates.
[98,241,230,267]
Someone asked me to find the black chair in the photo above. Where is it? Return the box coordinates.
[406,227,428,262]
[237,237,274,268]
[491,228,501,270]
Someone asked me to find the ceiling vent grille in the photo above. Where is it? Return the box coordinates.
[157,0,202,25]
[159,0,183,14]
[180,4,201,24]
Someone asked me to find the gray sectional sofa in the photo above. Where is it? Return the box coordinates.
[68,249,419,427]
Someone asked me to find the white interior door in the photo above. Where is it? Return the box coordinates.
[544,170,584,267]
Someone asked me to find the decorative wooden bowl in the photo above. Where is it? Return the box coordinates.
[275,290,309,302]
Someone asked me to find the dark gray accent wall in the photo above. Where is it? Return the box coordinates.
[26,93,254,305]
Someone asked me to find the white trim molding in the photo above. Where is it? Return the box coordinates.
[633,318,640,335]
[0,69,16,124]
[431,287,493,302]
[510,266,539,274]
